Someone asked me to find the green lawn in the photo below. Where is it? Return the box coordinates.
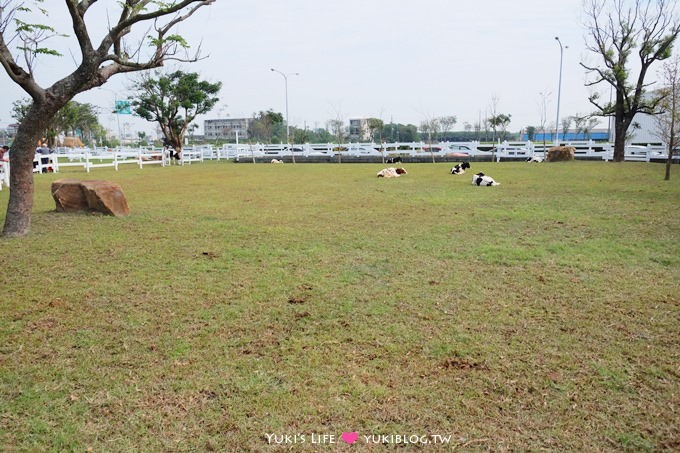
[0,161,678,451]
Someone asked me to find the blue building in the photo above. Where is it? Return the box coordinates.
[522,129,610,142]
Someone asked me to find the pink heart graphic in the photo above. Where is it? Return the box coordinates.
[341,431,359,444]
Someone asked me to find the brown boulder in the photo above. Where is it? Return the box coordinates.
[546,146,575,162]
[80,180,130,216]
[51,179,89,212]
[51,179,130,216]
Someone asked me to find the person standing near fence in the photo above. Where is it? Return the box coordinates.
[0,145,9,188]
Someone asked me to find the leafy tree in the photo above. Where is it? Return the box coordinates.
[526,125,537,141]
[12,98,101,147]
[489,113,512,142]
[137,131,149,147]
[290,125,333,144]
[0,0,214,237]
[382,122,418,142]
[291,126,309,144]
[403,124,419,142]
[131,70,221,154]
[10,99,32,124]
[366,118,384,143]
[248,110,284,143]
[582,0,680,162]
[310,127,334,143]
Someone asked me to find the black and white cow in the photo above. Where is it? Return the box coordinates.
[472,172,500,186]
[386,156,403,164]
[450,161,470,175]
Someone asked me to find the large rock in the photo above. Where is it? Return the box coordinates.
[546,146,575,162]
[51,179,130,216]
[51,179,89,212]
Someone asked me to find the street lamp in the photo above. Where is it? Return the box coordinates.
[270,68,299,145]
[554,36,567,144]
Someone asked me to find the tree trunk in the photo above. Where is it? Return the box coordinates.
[2,125,41,237]
[3,104,59,237]
[613,116,628,162]
[171,136,183,160]
[665,149,673,180]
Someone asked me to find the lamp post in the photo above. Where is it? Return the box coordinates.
[270,68,299,146]
[554,36,566,144]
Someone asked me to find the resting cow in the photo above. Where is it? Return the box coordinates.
[450,161,470,175]
[471,172,500,186]
[377,167,408,178]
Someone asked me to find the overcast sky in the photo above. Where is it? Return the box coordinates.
[1,0,642,137]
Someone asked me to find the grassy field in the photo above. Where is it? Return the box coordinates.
[0,161,678,451]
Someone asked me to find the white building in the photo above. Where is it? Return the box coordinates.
[204,118,251,140]
[349,118,371,141]
[621,112,662,145]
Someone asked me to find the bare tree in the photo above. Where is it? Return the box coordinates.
[439,115,457,140]
[572,115,587,139]
[326,101,347,163]
[489,95,500,142]
[419,116,440,163]
[581,0,680,162]
[655,55,680,180]
[0,1,214,237]
[582,117,600,140]
[561,117,572,141]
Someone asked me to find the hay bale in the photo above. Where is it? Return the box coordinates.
[546,146,575,162]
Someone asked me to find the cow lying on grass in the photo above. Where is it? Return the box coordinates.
[472,172,500,186]
[377,167,408,178]
[450,161,470,174]
[271,159,284,164]
[526,156,543,163]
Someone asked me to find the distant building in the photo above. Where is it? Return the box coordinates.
[523,128,610,142]
[615,112,662,145]
[612,91,664,145]
[204,118,251,140]
[349,118,371,141]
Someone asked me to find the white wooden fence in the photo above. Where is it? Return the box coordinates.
[0,141,673,190]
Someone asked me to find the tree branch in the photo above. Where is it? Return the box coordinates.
[66,0,95,61]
